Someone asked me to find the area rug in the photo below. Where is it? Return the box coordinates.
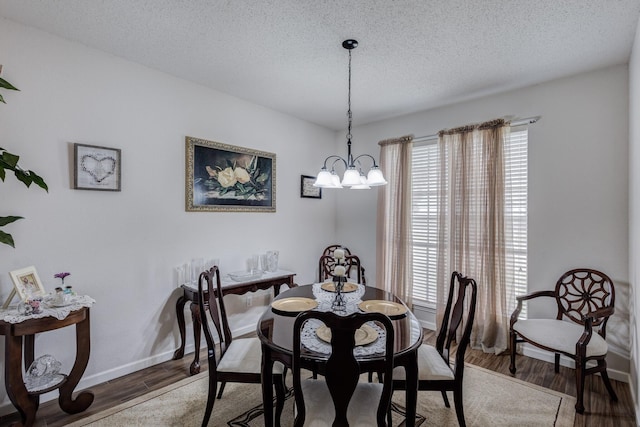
[66,364,575,426]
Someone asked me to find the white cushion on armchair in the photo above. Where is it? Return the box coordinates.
[513,319,608,357]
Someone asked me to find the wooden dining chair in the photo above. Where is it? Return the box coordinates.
[318,244,367,285]
[197,266,286,427]
[292,310,395,427]
[392,271,477,427]
[509,268,618,413]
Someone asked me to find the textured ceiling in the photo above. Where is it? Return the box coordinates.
[1,0,639,130]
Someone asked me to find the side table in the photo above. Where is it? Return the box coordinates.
[173,270,296,375]
[0,306,93,427]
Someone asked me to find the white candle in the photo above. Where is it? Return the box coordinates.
[334,249,345,259]
[334,265,346,277]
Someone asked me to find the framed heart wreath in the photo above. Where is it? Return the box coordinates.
[73,143,121,191]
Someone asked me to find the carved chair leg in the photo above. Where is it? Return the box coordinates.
[437,390,450,408]
[202,373,218,427]
[574,361,585,414]
[216,381,226,399]
[509,331,517,374]
[598,360,619,402]
[554,354,560,373]
[453,386,466,427]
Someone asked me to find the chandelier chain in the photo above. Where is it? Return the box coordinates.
[347,48,352,142]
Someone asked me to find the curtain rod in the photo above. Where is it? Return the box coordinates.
[413,116,541,143]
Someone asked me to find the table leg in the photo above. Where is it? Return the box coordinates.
[24,335,35,372]
[172,295,187,360]
[261,344,274,427]
[404,354,419,427]
[59,311,94,413]
[189,301,202,375]
[4,334,39,427]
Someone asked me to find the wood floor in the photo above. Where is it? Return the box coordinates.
[0,329,636,426]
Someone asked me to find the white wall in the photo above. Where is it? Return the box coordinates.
[336,65,630,371]
[0,19,340,411]
[628,13,640,418]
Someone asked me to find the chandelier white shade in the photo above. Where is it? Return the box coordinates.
[313,39,387,190]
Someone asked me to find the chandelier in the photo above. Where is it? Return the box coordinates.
[313,39,387,190]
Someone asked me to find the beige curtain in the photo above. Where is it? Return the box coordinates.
[376,135,414,305]
[435,119,512,354]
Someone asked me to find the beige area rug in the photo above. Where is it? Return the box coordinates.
[66,364,575,427]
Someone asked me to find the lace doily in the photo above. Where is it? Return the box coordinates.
[300,318,386,356]
[1,295,96,323]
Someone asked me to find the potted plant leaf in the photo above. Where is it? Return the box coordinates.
[0,65,48,248]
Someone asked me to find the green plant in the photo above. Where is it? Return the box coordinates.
[0,67,48,248]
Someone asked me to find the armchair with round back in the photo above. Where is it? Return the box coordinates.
[509,268,618,413]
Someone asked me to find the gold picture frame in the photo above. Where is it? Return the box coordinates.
[185,136,276,212]
[6,266,46,306]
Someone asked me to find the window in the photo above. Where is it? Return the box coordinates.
[410,127,528,314]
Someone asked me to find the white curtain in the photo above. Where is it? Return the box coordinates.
[376,135,414,305]
[435,119,513,354]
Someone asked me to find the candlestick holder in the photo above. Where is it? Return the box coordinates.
[331,275,347,312]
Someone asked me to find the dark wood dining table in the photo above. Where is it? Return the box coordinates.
[257,283,423,427]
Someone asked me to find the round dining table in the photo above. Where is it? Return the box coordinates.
[257,283,423,427]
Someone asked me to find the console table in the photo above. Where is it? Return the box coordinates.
[0,307,93,427]
[173,270,296,375]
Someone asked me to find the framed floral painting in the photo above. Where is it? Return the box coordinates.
[185,136,276,212]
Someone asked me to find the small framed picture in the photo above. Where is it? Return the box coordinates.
[74,143,122,191]
[9,266,46,301]
[300,175,321,199]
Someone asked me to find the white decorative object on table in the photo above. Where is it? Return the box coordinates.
[24,354,64,392]
[266,250,279,272]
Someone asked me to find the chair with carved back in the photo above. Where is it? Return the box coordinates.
[318,244,367,286]
[292,310,395,427]
[197,266,286,427]
[509,268,618,413]
[391,271,477,427]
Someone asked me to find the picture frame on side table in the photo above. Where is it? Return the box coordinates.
[6,266,46,306]
[186,136,276,212]
[300,175,321,199]
[73,143,122,191]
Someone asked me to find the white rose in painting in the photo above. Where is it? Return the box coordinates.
[217,167,237,188]
[234,167,251,184]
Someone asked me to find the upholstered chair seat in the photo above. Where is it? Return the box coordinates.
[392,344,456,382]
[513,319,608,357]
[217,337,284,374]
